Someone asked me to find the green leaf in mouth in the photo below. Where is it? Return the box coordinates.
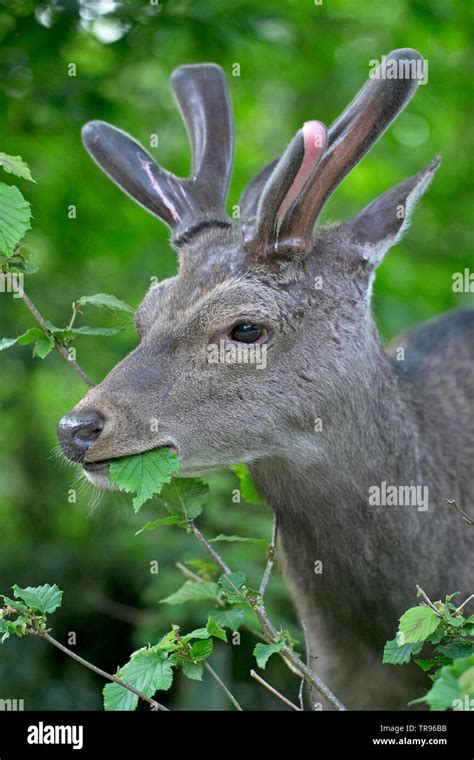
[109,448,180,511]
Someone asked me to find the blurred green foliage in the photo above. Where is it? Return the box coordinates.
[0,0,472,709]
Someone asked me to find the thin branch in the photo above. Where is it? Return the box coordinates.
[204,662,243,711]
[259,516,278,597]
[299,619,312,711]
[175,562,268,644]
[32,628,168,711]
[416,585,442,615]
[455,594,474,615]
[446,498,474,526]
[20,290,94,388]
[250,669,301,711]
[186,522,347,711]
[190,522,231,574]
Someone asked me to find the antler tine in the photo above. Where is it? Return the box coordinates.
[274,49,425,254]
[171,63,234,241]
[82,121,185,230]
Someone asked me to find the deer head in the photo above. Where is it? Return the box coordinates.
[58,50,439,487]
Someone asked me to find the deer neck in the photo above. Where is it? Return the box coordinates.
[250,320,426,632]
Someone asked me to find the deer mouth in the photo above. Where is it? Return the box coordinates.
[83,461,109,474]
[82,442,180,488]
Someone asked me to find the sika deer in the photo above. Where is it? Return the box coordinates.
[58,50,474,709]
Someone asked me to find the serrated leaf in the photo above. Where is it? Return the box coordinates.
[135,515,182,536]
[0,183,32,255]
[206,617,227,642]
[103,649,173,711]
[383,638,424,665]
[209,606,245,632]
[218,571,246,604]
[181,660,203,681]
[0,153,35,182]
[254,640,285,669]
[33,336,55,358]
[160,581,219,606]
[12,584,63,614]
[398,606,441,644]
[77,293,134,314]
[229,463,266,504]
[209,533,269,550]
[157,479,208,520]
[109,448,180,511]
[0,337,18,351]
[190,638,213,661]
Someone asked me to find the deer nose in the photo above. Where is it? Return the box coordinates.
[57,409,105,463]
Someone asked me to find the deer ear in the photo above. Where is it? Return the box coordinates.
[345,156,440,267]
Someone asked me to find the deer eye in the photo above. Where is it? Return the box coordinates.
[230,323,267,343]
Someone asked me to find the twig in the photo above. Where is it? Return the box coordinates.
[186,521,347,710]
[32,628,168,711]
[204,662,243,711]
[416,585,442,615]
[455,594,474,615]
[250,669,301,711]
[299,619,312,711]
[259,517,278,597]
[20,290,94,388]
[190,522,231,574]
[175,562,268,643]
[446,498,474,526]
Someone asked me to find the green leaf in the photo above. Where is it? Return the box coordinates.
[181,627,210,643]
[160,581,219,606]
[0,183,32,255]
[442,605,466,628]
[383,638,423,665]
[218,571,247,604]
[181,660,203,681]
[209,606,245,632]
[17,327,45,345]
[72,326,122,336]
[229,463,266,504]
[0,337,18,351]
[206,617,227,642]
[414,658,439,672]
[109,448,180,511]
[427,628,444,645]
[103,649,173,711]
[185,559,219,579]
[157,479,209,520]
[437,640,474,660]
[254,640,285,669]
[77,293,134,314]
[0,153,35,182]
[209,533,269,550]
[422,671,461,710]
[135,515,182,536]
[190,638,213,662]
[2,596,29,613]
[12,584,63,614]
[33,336,55,359]
[398,606,441,644]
